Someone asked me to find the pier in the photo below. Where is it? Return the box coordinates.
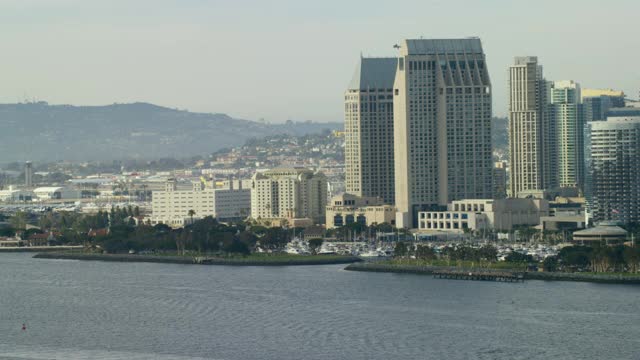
[432,269,525,282]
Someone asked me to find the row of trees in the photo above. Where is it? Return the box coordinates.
[395,243,498,263]
[393,242,640,273]
[556,245,640,273]
[96,217,312,256]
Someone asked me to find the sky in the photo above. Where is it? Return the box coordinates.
[0,0,638,123]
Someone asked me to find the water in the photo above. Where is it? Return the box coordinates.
[1,253,639,360]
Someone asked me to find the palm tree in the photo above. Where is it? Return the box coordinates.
[188,209,196,225]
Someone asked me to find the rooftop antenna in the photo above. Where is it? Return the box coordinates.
[393,44,400,49]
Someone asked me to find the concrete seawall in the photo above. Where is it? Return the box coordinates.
[33,252,362,266]
[345,262,640,285]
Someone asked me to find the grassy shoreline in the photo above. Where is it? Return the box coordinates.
[345,262,640,284]
[33,252,362,266]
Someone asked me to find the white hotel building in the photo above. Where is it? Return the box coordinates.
[151,178,251,227]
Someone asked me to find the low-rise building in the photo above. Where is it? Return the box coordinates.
[572,222,627,246]
[0,186,34,202]
[417,198,549,233]
[151,178,251,228]
[33,187,80,201]
[325,193,396,229]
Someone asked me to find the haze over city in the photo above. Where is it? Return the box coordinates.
[1,0,638,122]
[2,2,640,359]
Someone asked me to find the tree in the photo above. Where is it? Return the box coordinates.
[0,226,15,237]
[505,252,534,263]
[478,245,498,262]
[260,227,288,252]
[222,240,250,256]
[543,256,558,272]
[238,231,258,250]
[558,246,592,271]
[394,242,408,258]
[371,222,394,233]
[9,211,28,230]
[623,246,640,273]
[188,209,196,225]
[415,245,436,260]
[308,238,324,255]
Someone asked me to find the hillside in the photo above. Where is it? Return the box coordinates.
[0,102,341,162]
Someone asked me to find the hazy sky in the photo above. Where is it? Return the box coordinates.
[1,0,638,122]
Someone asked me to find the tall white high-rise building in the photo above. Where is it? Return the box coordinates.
[250,167,327,225]
[508,56,555,197]
[589,116,640,224]
[393,38,493,228]
[550,80,584,189]
[344,57,396,204]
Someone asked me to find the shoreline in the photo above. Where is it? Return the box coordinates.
[0,246,83,253]
[345,262,640,285]
[33,252,362,266]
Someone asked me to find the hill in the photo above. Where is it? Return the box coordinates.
[0,102,341,162]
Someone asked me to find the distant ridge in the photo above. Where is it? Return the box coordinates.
[0,102,341,162]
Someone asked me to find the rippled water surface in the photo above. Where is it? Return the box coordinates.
[1,253,639,360]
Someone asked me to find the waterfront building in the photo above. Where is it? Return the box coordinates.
[393,38,493,228]
[508,56,556,197]
[550,80,584,189]
[151,178,251,227]
[325,193,396,229]
[344,57,396,204]
[250,167,327,225]
[572,222,627,246]
[588,116,640,223]
[417,198,549,233]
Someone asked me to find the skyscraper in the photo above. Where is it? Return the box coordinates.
[550,80,584,189]
[508,56,555,197]
[589,116,640,224]
[344,57,396,204]
[393,38,492,228]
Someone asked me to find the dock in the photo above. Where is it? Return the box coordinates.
[433,269,525,282]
